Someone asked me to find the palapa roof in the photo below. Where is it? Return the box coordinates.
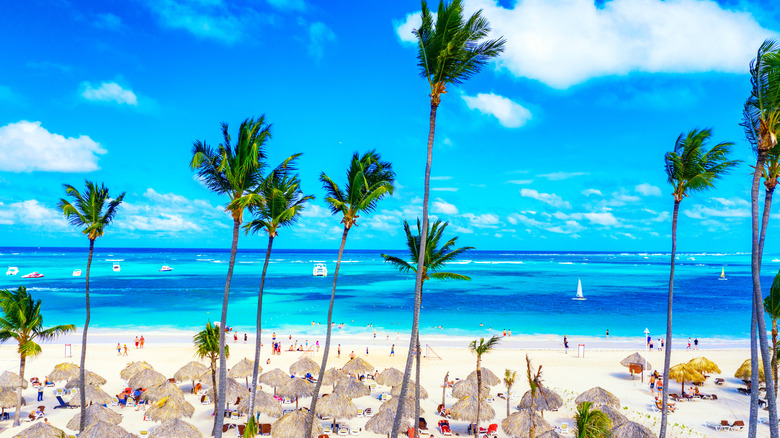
[467,368,501,386]
[0,389,25,407]
[620,353,651,370]
[379,396,424,417]
[206,377,249,401]
[321,367,349,386]
[145,394,195,422]
[79,420,135,438]
[537,430,564,438]
[228,358,257,379]
[260,368,291,387]
[289,357,319,376]
[391,380,428,399]
[12,421,67,438]
[148,418,203,438]
[598,405,628,428]
[612,421,655,438]
[687,357,721,374]
[174,361,208,383]
[48,363,81,382]
[145,380,185,403]
[501,410,552,438]
[120,361,154,381]
[315,393,359,419]
[574,387,620,409]
[450,395,496,422]
[129,368,167,389]
[452,379,490,399]
[237,390,283,417]
[341,357,373,375]
[65,370,107,389]
[270,409,323,438]
[0,371,27,389]
[668,363,705,385]
[518,386,563,411]
[149,418,203,438]
[68,384,112,406]
[365,407,413,434]
[735,359,764,381]
[276,377,313,398]
[66,403,122,430]
[333,378,370,399]
[375,367,403,387]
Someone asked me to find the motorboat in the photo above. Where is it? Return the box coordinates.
[313,263,328,277]
[159,265,173,272]
[572,278,586,301]
[21,272,44,278]
[6,267,18,276]
[72,269,82,277]
[113,263,121,272]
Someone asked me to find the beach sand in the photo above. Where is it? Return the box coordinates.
[0,330,764,437]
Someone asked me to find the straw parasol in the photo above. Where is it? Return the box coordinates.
[68,384,112,406]
[145,380,185,403]
[145,394,195,422]
[277,377,313,408]
[0,389,25,407]
[79,420,135,438]
[260,368,291,395]
[452,379,490,399]
[289,357,319,376]
[228,358,258,388]
[12,421,67,438]
[206,377,249,404]
[66,403,122,430]
[48,363,80,382]
[65,370,107,389]
[121,361,154,381]
[735,359,764,382]
[467,368,501,386]
[620,353,651,379]
[334,378,370,399]
[174,361,208,390]
[375,368,403,387]
[379,396,424,416]
[450,395,496,422]
[537,430,564,438]
[366,407,413,435]
[574,387,620,409]
[342,357,374,375]
[598,405,628,428]
[149,418,203,438]
[668,363,705,394]
[271,409,323,438]
[688,357,721,375]
[0,371,27,389]
[238,390,283,417]
[322,367,349,386]
[391,381,428,399]
[612,421,655,438]
[315,392,359,428]
[501,410,552,438]
[129,368,167,389]
[519,386,563,413]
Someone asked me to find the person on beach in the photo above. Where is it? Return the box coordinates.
[366,347,369,355]
[508,329,511,336]
[135,336,139,349]
[37,385,44,401]
[244,333,247,343]
[563,335,569,353]
[649,373,656,390]
[234,333,238,343]
[390,344,395,356]
[660,339,665,351]
[316,340,320,352]
[337,344,341,358]
[123,344,128,356]
[503,329,506,337]
[349,351,355,360]
[694,338,699,349]
[606,329,609,338]
[273,332,276,341]
[649,339,654,350]
[687,337,691,349]
[140,336,144,348]
[117,343,121,356]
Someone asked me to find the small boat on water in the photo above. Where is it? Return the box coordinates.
[72,269,82,277]
[21,272,44,278]
[6,267,18,276]
[719,267,727,281]
[113,263,121,272]
[313,263,327,277]
[572,278,586,301]
[159,265,173,272]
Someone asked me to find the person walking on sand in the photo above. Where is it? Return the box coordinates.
[123,344,128,356]
[140,336,144,348]
[564,335,569,354]
[234,333,238,343]
[694,338,699,350]
[117,343,121,356]
[390,344,395,357]
[349,351,355,360]
[316,340,320,352]
[687,337,692,350]
[135,336,139,349]
[337,344,341,358]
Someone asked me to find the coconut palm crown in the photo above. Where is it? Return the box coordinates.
[664,129,738,202]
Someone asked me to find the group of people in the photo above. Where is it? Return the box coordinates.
[30,376,54,401]
[116,387,147,410]
[134,336,146,348]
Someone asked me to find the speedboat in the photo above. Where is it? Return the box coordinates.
[21,272,44,278]
[159,265,173,272]
[113,263,121,272]
[313,263,327,277]
[6,267,18,276]
[72,269,82,277]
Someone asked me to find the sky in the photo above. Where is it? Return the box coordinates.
[1,0,779,252]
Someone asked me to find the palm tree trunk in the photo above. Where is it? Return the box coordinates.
[442,371,448,410]
[751,302,760,437]
[78,238,95,432]
[211,356,218,414]
[758,185,779,436]
[12,355,26,426]
[214,218,241,438]
[773,320,778,397]
[248,236,274,417]
[475,357,482,438]
[659,199,679,438]
[391,101,438,438]
[506,384,511,417]
[306,226,350,435]
[415,332,421,437]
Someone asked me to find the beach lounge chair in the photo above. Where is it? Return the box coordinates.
[111,396,120,406]
[318,435,329,438]
[738,387,750,395]
[139,430,148,436]
[338,428,349,436]
[731,420,745,431]
[54,395,76,409]
[560,422,570,434]
[260,423,271,436]
[350,426,361,435]
[54,388,65,396]
[363,408,372,417]
[201,395,210,405]
[438,420,452,436]
[487,423,498,437]
[323,426,332,434]
[715,378,725,385]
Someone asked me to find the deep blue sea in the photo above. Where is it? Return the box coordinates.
[0,247,773,339]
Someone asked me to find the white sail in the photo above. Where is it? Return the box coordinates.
[576,278,583,298]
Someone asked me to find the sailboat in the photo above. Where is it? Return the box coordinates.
[719,267,727,281]
[573,278,586,301]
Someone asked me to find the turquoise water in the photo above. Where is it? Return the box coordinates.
[0,247,772,339]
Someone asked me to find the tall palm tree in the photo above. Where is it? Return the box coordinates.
[765,269,780,396]
[305,150,395,435]
[193,321,229,414]
[574,402,612,438]
[244,164,313,416]
[394,2,505,435]
[525,355,543,438]
[659,129,738,437]
[741,39,780,438]
[58,181,124,433]
[0,286,75,426]
[468,336,500,437]
[503,369,517,417]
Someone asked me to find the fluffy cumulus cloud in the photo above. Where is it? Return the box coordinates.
[462,93,532,128]
[116,188,228,234]
[81,82,137,105]
[684,197,750,219]
[0,200,68,228]
[462,213,500,228]
[538,171,587,180]
[636,183,662,196]
[146,0,246,43]
[581,189,602,196]
[0,121,106,172]
[396,0,775,88]
[309,22,336,61]
[520,188,571,208]
[432,198,459,215]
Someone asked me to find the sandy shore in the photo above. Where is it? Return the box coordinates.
[0,330,767,437]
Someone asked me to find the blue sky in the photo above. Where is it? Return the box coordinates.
[1,0,779,251]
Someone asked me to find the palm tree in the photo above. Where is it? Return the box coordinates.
[503,369,517,417]
[244,163,313,416]
[194,321,229,414]
[525,355,543,438]
[659,129,738,437]
[393,2,505,435]
[574,402,612,438]
[305,150,395,435]
[765,269,780,396]
[468,336,500,437]
[58,181,124,433]
[741,39,780,438]
[0,286,75,426]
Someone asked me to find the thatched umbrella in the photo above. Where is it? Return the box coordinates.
[574,387,620,409]
[145,380,185,403]
[149,418,203,438]
[120,361,154,381]
[452,379,490,399]
[271,409,323,438]
[277,378,313,408]
[391,381,428,399]
[0,371,27,389]
[322,367,349,386]
[342,357,373,375]
[48,363,80,382]
[260,368,291,395]
[206,377,249,405]
[315,392,359,429]
[501,410,552,438]
[80,420,134,438]
[129,368,167,389]
[735,359,764,382]
[334,378,370,399]
[537,430,563,438]
[12,421,67,438]
[687,357,721,375]
[145,394,195,422]
[620,353,651,379]
[450,395,496,423]
[519,386,563,413]
[467,368,501,386]
[612,421,654,438]
[379,396,424,416]
[0,389,25,419]
[67,403,122,430]
[65,370,107,389]
[289,357,319,376]
[174,361,208,391]
[366,407,413,436]
[668,363,705,394]
[598,405,628,428]
[68,385,112,406]
[238,390,283,418]
[229,358,258,388]
[375,368,403,387]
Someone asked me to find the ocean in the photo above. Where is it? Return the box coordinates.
[0,247,772,340]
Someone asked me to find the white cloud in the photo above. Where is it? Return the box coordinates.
[582,189,602,196]
[309,22,336,61]
[432,198,458,215]
[432,187,458,192]
[462,93,532,128]
[430,176,452,181]
[0,200,68,228]
[538,171,587,180]
[462,213,500,228]
[0,121,106,172]
[583,212,619,226]
[393,12,422,43]
[636,183,662,196]
[300,204,332,218]
[604,191,641,206]
[118,188,228,234]
[266,0,305,11]
[147,0,245,43]
[520,188,571,208]
[506,179,533,185]
[81,82,138,105]
[712,197,749,208]
[685,203,749,219]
